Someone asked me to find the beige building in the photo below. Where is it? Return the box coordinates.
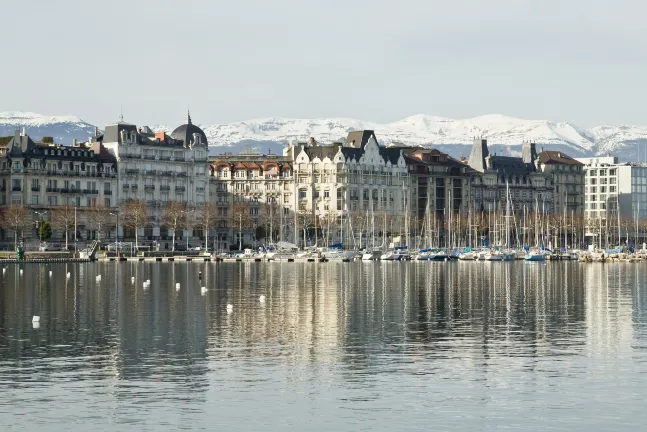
[100,114,209,248]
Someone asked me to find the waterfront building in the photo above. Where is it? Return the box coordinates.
[100,114,209,248]
[576,156,647,222]
[284,131,410,248]
[468,138,555,214]
[0,129,118,245]
[536,149,585,217]
[208,151,293,250]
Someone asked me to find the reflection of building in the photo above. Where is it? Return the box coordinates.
[100,114,209,247]
[208,152,293,250]
[0,129,118,244]
[576,156,647,221]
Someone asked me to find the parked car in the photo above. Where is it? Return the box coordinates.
[174,244,188,252]
[39,243,62,251]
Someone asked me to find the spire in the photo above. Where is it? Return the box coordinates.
[187,108,192,125]
[120,104,124,122]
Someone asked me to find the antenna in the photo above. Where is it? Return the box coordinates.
[119,105,124,122]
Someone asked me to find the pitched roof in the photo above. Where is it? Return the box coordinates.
[538,150,583,166]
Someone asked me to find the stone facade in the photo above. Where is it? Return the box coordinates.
[0,129,118,246]
[100,116,209,248]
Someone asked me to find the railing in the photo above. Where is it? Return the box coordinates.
[12,186,21,191]
[122,185,130,190]
[46,187,58,193]
[175,187,186,192]
[131,185,139,190]
[125,169,139,175]
[160,171,173,177]
[31,186,40,192]
[145,185,155,191]
[177,172,187,177]
[104,190,113,195]
[159,185,170,191]
[144,170,156,176]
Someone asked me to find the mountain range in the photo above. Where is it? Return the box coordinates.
[2,111,647,161]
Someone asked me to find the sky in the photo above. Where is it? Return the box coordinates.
[1,0,645,128]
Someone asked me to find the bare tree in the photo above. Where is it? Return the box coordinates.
[259,201,280,244]
[122,200,148,251]
[87,202,112,244]
[162,201,188,252]
[51,205,76,250]
[195,202,216,251]
[230,203,252,250]
[297,209,315,249]
[0,205,32,250]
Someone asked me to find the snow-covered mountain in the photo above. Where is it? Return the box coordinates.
[3,111,647,160]
[0,111,97,144]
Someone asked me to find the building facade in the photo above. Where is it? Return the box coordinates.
[536,150,585,216]
[0,129,118,245]
[100,114,209,248]
[468,138,555,214]
[576,156,647,222]
[285,131,410,248]
[208,152,293,250]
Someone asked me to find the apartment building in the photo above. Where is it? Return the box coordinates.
[0,129,118,244]
[208,152,293,250]
[468,139,555,213]
[576,156,647,221]
[100,114,209,246]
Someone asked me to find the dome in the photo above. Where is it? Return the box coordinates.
[170,112,208,146]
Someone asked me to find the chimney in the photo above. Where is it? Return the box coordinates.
[21,127,26,136]
[72,139,78,147]
[468,138,489,172]
[94,127,99,137]
[522,141,537,164]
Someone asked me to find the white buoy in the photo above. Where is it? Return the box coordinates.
[32,321,40,329]
[97,274,101,280]
[49,271,52,276]
[201,287,208,295]
[146,279,150,284]
[226,304,233,313]
[20,269,23,275]
[32,315,40,322]
[259,295,266,303]
[66,272,70,278]
[175,283,180,291]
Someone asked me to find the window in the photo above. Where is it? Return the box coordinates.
[324,190,330,198]
[104,198,111,207]
[31,195,39,205]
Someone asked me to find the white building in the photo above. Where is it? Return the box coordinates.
[101,114,209,248]
[285,131,410,248]
[577,156,647,221]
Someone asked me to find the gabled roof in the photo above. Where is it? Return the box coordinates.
[346,130,378,149]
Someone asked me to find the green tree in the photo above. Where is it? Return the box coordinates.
[42,136,54,144]
[37,219,52,241]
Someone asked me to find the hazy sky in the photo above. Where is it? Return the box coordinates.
[2,0,644,127]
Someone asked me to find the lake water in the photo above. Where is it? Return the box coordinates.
[0,261,646,431]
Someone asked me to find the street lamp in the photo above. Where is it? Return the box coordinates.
[180,209,195,250]
[34,210,48,244]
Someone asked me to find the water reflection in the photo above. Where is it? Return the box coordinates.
[0,261,646,431]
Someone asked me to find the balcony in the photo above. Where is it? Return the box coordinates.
[31,186,40,192]
[122,184,130,190]
[196,187,206,193]
[125,169,139,175]
[131,185,139,190]
[160,171,173,177]
[83,189,99,194]
[159,185,170,191]
[104,190,113,195]
[175,187,186,193]
[46,187,58,193]
[144,185,155,191]
[176,172,187,177]
[12,186,21,192]
[144,170,156,176]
